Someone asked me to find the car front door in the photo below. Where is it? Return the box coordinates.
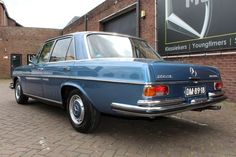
[25,41,54,98]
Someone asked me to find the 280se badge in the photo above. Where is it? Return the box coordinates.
[10,32,227,133]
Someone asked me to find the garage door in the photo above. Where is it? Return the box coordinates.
[103,9,137,36]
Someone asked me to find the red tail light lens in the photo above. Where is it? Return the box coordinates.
[144,85,169,97]
[214,82,223,90]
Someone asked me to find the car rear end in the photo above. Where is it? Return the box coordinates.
[111,61,227,117]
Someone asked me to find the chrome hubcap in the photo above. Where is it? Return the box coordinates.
[15,84,21,100]
[69,95,85,125]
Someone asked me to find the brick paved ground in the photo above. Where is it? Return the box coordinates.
[0,79,236,157]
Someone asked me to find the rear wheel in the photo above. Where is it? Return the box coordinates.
[67,90,100,133]
[15,80,28,104]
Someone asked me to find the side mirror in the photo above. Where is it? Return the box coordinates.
[29,56,37,65]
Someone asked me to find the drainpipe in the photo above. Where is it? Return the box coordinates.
[84,14,88,31]
[155,0,158,50]
[136,0,140,37]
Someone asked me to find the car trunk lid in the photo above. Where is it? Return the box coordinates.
[149,61,220,82]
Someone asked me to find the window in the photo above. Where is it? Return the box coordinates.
[38,41,54,63]
[50,38,72,62]
[87,35,133,58]
[87,34,161,60]
[66,40,75,60]
[132,39,160,59]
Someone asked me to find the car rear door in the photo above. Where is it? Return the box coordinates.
[42,37,76,103]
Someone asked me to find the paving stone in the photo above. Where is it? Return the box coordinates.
[0,79,236,157]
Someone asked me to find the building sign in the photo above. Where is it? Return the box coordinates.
[158,0,236,56]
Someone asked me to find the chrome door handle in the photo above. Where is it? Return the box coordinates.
[63,67,71,71]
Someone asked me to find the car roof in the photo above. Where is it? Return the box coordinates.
[45,31,144,43]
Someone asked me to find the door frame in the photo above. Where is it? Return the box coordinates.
[10,54,22,77]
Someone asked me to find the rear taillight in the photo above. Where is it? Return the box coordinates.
[144,85,169,97]
[214,81,223,90]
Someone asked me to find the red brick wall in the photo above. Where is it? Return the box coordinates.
[0,27,61,78]
[139,0,155,47]
[165,54,236,102]
[63,0,156,48]
[0,4,5,26]
[8,18,17,27]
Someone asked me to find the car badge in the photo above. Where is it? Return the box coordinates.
[190,67,198,77]
[165,0,213,39]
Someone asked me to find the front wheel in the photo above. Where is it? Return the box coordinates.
[67,90,101,133]
[15,80,28,104]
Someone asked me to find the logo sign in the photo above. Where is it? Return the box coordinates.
[158,0,236,56]
[190,67,197,77]
[166,0,212,39]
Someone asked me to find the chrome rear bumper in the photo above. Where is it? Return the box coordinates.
[111,91,227,117]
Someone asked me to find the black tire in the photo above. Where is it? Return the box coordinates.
[15,80,28,104]
[67,89,101,133]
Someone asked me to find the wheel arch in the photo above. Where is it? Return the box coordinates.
[60,82,95,110]
[13,76,21,88]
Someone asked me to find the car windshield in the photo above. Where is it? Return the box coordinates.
[87,34,162,60]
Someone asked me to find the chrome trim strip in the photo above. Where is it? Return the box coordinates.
[25,77,41,81]
[16,75,146,85]
[24,93,62,105]
[137,98,185,106]
[208,91,225,97]
[153,80,220,84]
[84,34,92,60]
[42,78,49,81]
[112,103,162,113]
[16,74,221,85]
[85,32,145,42]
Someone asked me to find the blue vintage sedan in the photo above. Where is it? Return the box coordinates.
[10,32,227,133]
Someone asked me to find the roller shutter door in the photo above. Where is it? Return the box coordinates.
[103,9,137,36]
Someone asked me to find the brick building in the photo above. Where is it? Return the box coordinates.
[0,1,62,78]
[0,0,235,102]
[0,0,21,27]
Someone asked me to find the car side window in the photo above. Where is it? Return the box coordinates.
[38,41,54,63]
[66,39,76,60]
[50,38,71,62]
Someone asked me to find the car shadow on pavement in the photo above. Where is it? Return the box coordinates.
[25,99,67,116]
[97,113,211,135]
[25,99,212,138]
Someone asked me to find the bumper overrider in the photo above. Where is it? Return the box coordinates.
[9,82,14,89]
[111,91,227,117]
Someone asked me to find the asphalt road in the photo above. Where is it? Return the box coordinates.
[0,79,236,157]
